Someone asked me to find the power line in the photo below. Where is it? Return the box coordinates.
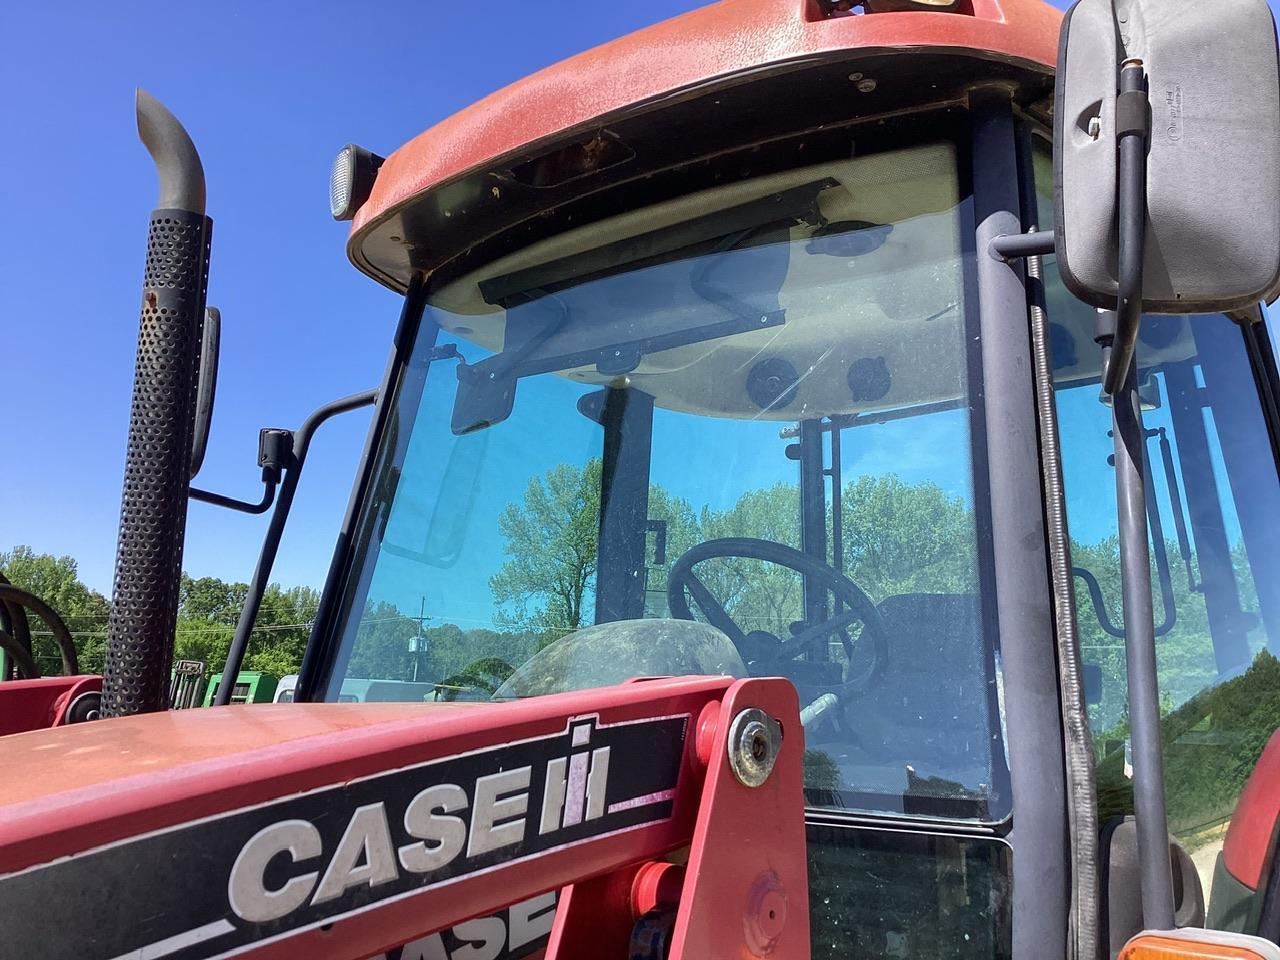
[30,621,318,640]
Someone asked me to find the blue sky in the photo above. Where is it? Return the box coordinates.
[0,1,713,594]
[3,0,1275,599]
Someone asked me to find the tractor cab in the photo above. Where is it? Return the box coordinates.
[286,1,1280,956]
[5,1,1280,959]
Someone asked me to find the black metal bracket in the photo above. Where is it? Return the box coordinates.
[210,389,378,706]
[1103,57,1177,932]
[189,428,293,515]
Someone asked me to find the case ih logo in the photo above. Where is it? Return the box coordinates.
[378,892,558,960]
[0,713,688,960]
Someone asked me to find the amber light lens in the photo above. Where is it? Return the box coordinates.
[864,0,960,9]
[1120,934,1279,960]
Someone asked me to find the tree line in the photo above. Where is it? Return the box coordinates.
[2,457,1273,846]
[3,464,1262,713]
[0,545,323,679]
[478,459,1260,733]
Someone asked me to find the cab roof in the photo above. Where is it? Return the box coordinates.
[348,0,1061,292]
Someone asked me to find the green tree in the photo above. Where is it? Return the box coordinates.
[344,600,420,681]
[840,475,976,598]
[488,468,981,647]
[490,460,603,636]
[243,584,321,676]
[173,576,319,681]
[179,574,247,626]
[1,547,326,687]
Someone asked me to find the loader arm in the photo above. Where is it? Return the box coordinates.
[0,675,807,960]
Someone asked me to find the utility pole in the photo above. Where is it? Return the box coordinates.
[412,597,426,683]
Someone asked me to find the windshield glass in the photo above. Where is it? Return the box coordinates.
[323,139,1009,820]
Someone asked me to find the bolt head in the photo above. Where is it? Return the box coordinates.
[727,708,783,787]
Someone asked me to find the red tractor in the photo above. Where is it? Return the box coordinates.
[3,1,1280,959]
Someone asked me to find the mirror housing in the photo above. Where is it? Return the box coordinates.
[1054,0,1280,314]
[189,306,221,479]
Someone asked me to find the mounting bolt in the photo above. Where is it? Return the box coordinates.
[727,708,782,787]
[1088,116,1102,139]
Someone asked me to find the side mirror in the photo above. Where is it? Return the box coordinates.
[189,306,221,479]
[1054,0,1280,316]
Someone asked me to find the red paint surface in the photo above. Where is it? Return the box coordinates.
[351,0,1060,243]
[0,676,805,960]
[1223,728,1280,888]
[546,678,808,960]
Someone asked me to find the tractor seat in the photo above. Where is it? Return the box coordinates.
[844,592,993,777]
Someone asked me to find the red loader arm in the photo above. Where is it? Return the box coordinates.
[0,675,808,960]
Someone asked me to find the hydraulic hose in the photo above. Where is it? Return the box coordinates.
[0,572,33,681]
[0,582,80,676]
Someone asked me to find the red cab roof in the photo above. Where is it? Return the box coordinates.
[350,0,1061,283]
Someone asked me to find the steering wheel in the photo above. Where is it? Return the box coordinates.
[666,537,889,695]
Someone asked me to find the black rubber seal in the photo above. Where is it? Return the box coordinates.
[1115,89,1149,139]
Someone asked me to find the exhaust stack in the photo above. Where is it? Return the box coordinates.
[101,91,211,717]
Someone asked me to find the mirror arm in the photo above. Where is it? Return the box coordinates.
[1104,59,1151,395]
[210,389,378,707]
[189,474,278,515]
[1100,56,1178,933]
[189,427,293,516]
[989,230,1056,262]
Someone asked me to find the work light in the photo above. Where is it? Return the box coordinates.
[329,143,385,221]
[820,0,958,11]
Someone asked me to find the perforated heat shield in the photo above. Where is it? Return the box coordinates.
[102,209,211,717]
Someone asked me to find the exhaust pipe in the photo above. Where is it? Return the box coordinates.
[101,91,212,717]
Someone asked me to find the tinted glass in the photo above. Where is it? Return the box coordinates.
[325,140,1006,819]
[808,826,1012,960]
[1035,138,1280,924]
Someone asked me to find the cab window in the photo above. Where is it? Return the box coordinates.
[1035,139,1280,932]
[323,136,1008,822]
